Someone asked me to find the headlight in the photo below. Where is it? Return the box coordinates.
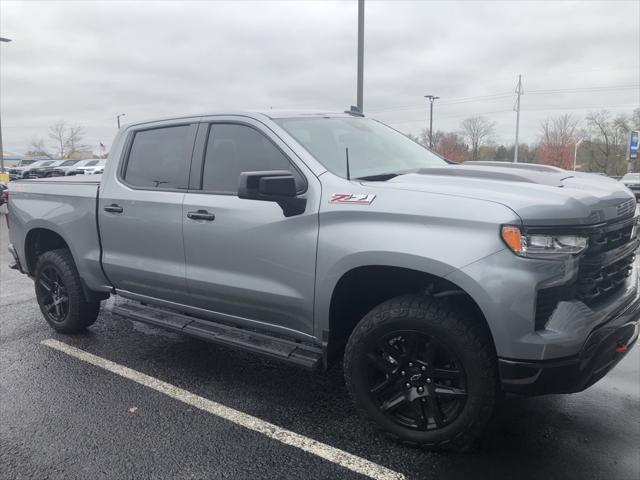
[501,225,588,258]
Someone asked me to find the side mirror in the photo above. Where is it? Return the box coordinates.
[238,170,297,199]
[238,171,306,217]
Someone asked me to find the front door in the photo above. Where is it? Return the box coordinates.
[182,119,320,337]
[99,122,198,304]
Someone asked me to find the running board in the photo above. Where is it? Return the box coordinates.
[111,302,323,370]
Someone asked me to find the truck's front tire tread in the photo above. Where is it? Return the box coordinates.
[34,248,101,333]
[344,294,497,451]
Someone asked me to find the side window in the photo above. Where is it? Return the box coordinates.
[124,125,193,189]
[202,124,301,193]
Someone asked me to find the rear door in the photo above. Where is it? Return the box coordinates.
[182,118,320,337]
[99,121,197,304]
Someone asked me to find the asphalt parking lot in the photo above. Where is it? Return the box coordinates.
[1,213,639,480]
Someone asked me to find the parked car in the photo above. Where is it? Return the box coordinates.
[27,160,67,178]
[8,160,58,180]
[620,172,640,200]
[51,159,101,177]
[7,111,639,450]
[0,182,7,207]
[73,159,107,175]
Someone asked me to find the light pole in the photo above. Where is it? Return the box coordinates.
[117,113,126,129]
[573,138,586,171]
[424,95,439,148]
[356,0,364,113]
[0,37,12,176]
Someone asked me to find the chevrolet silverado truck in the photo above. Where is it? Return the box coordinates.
[7,111,640,450]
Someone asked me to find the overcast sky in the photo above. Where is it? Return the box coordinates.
[1,0,639,155]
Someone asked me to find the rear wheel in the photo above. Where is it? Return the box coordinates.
[34,249,100,333]
[344,294,497,451]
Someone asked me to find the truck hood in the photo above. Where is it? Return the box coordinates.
[364,164,636,226]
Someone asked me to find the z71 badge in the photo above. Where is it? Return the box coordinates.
[329,193,376,205]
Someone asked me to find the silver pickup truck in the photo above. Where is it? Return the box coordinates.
[7,111,640,450]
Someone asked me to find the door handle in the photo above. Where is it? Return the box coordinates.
[104,204,124,213]
[187,210,215,221]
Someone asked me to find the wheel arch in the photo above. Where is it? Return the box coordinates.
[323,262,496,364]
[24,227,70,275]
[24,226,109,303]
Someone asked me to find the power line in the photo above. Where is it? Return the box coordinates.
[527,84,639,95]
[368,84,638,114]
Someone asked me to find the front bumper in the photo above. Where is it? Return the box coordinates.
[499,291,640,395]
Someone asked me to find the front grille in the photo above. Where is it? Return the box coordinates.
[617,199,636,218]
[534,210,639,330]
[576,218,638,305]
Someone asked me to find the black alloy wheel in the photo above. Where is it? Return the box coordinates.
[37,266,70,323]
[366,330,467,431]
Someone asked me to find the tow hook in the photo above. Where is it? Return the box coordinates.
[615,343,628,353]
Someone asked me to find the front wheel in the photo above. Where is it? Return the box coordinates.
[34,248,101,333]
[344,295,497,451]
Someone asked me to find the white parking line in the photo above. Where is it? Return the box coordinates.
[41,339,405,480]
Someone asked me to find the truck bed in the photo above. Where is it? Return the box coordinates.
[7,176,109,292]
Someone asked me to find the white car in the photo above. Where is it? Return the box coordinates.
[51,159,97,176]
[74,159,107,175]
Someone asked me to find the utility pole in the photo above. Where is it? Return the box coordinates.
[513,74,523,163]
[356,0,364,113]
[424,95,439,148]
[0,37,12,177]
[117,113,126,129]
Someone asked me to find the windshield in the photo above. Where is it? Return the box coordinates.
[60,160,78,166]
[274,117,446,179]
[621,173,639,182]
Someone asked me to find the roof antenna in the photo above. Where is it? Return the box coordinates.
[345,147,351,180]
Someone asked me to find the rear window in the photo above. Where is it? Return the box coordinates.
[124,125,193,189]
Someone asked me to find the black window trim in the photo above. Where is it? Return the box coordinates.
[188,120,308,196]
[118,122,199,192]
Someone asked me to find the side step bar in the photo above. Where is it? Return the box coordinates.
[111,302,323,370]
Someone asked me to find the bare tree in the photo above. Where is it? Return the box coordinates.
[25,138,52,158]
[49,120,68,159]
[460,116,496,161]
[47,121,89,159]
[584,110,629,174]
[65,126,88,158]
[631,107,640,129]
[538,114,579,169]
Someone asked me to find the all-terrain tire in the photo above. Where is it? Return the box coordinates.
[34,248,101,333]
[344,294,497,451]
